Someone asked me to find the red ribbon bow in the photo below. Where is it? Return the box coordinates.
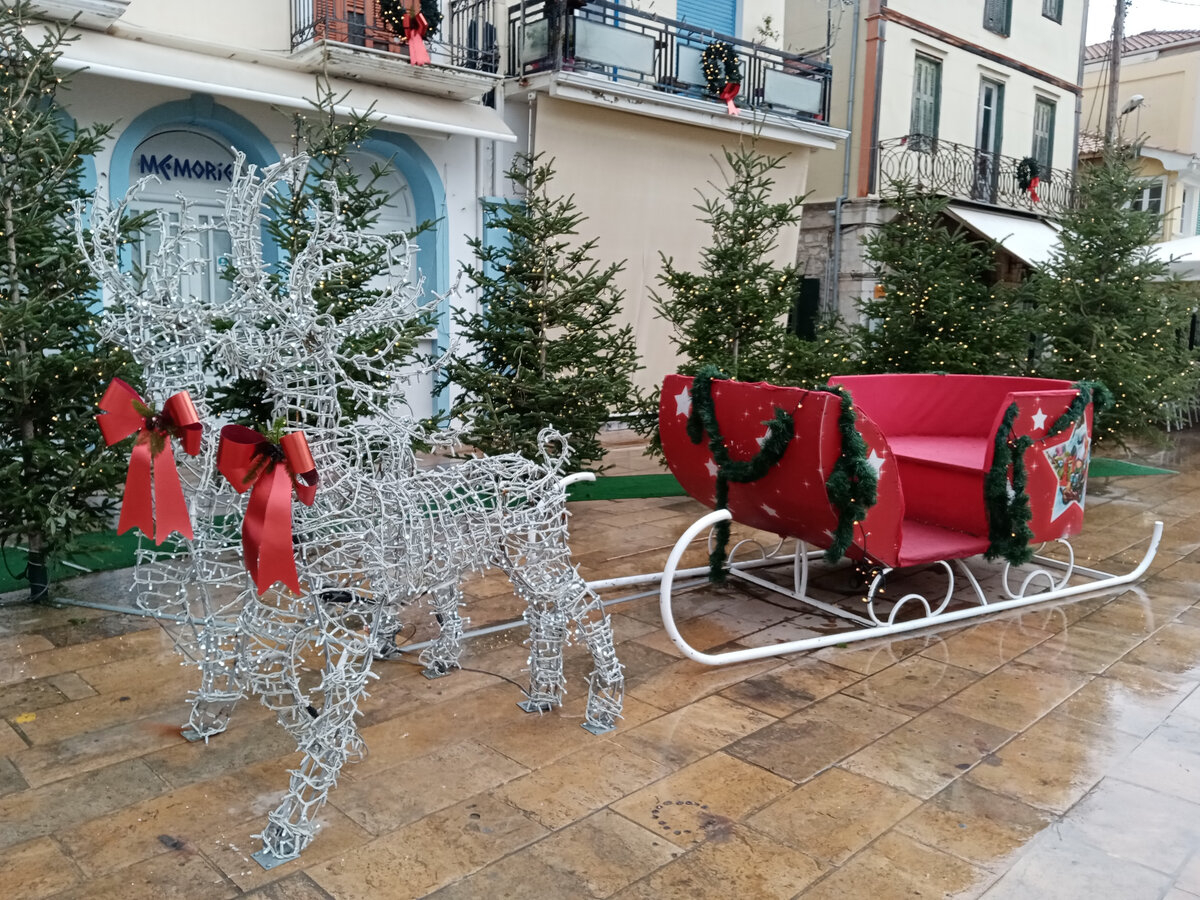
[218,424,319,596]
[1028,175,1041,203]
[96,378,202,544]
[402,11,430,66]
[719,83,740,116]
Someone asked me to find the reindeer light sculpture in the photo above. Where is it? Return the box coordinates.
[88,155,625,866]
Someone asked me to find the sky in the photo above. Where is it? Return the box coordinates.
[1086,0,1200,45]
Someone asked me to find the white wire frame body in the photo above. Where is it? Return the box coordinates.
[83,155,625,867]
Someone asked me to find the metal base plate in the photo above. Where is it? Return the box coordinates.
[422,666,451,680]
[252,848,299,870]
[180,726,224,743]
[517,699,554,714]
[581,720,615,735]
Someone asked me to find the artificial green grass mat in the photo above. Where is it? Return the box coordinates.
[1088,458,1177,477]
[0,529,163,595]
[566,473,687,501]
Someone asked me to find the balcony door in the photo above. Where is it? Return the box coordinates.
[676,0,736,37]
[973,78,1004,203]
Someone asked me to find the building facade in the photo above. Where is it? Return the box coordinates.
[34,0,515,421]
[1081,29,1200,243]
[34,0,844,408]
[789,0,1089,320]
[498,0,844,392]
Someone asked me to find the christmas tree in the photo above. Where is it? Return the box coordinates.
[443,154,641,470]
[855,182,1034,375]
[1033,147,1198,444]
[653,145,808,384]
[210,79,433,425]
[0,3,138,600]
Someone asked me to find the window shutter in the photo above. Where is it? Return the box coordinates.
[676,0,737,37]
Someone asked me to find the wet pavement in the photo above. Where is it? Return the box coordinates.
[1,430,1199,898]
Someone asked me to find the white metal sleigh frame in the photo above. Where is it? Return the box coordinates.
[647,372,1163,666]
[655,510,1162,667]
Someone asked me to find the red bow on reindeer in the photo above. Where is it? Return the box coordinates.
[96,378,202,544]
[217,424,319,596]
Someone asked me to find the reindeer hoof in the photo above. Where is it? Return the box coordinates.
[517,699,556,714]
[421,662,454,680]
[581,719,616,735]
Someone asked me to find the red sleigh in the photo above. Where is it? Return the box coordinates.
[656,372,1163,666]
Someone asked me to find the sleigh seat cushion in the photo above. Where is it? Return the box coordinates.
[897,518,990,567]
[886,435,992,472]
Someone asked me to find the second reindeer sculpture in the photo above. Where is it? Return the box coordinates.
[86,155,624,866]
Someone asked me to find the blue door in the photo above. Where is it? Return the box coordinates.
[676,0,736,36]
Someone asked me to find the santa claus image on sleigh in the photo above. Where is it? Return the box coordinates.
[652,371,1162,667]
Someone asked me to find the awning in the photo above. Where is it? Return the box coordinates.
[55,29,515,143]
[945,204,1061,268]
[1151,234,1200,280]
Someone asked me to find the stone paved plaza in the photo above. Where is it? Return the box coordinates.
[1,433,1199,898]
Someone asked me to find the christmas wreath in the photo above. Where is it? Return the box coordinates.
[1016,156,1040,192]
[379,0,442,40]
[701,41,742,111]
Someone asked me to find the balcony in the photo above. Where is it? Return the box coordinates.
[30,0,130,29]
[507,0,832,126]
[878,135,1075,216]
[289,0,503,101]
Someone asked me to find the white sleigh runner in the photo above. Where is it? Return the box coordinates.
[84,155,623,867]
[649,370,1161,665]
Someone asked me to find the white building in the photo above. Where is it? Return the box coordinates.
[789,0,1089,320]
[35,0,844,405]
[34,0,517,421]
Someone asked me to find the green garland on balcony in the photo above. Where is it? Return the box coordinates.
[1016,156,1040,192]
[686,366,794,582]
[379,0,442,40]
[701,41,742,97]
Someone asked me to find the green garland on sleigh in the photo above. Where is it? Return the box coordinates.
[983,380,1114,566]
[686,367,793,582]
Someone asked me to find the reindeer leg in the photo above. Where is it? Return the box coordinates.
[251,617,375,868]
[518,599,569,713]
[182,623,244,741]
[564,579,624,735]
[417,580,467,678]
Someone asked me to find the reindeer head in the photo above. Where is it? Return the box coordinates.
[214,154,444,430]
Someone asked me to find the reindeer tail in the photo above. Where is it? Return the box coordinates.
[537,427,573,477]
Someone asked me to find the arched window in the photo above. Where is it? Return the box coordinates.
[128,128,238,303]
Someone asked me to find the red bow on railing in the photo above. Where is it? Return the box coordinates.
[1028,175,1041,203]
[217,424,318,596]
[402,11,430,66]
[719,83,741,116]
[96,378,202,544]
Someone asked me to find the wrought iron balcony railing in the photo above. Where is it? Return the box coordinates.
[290,0,500,73]
[507,0,831,123]
[878,135,1075,215]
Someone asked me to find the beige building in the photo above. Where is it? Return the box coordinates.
[32,0,844,407]
[788,0,1089,319]
[500,0,845,393]
[1081,29,1200,243]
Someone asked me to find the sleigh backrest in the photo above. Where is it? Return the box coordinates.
[659,374,905,562]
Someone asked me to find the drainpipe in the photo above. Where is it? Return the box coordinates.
[829,0,861,315]
[856,0,885,198]
[1071,0,1089,184]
